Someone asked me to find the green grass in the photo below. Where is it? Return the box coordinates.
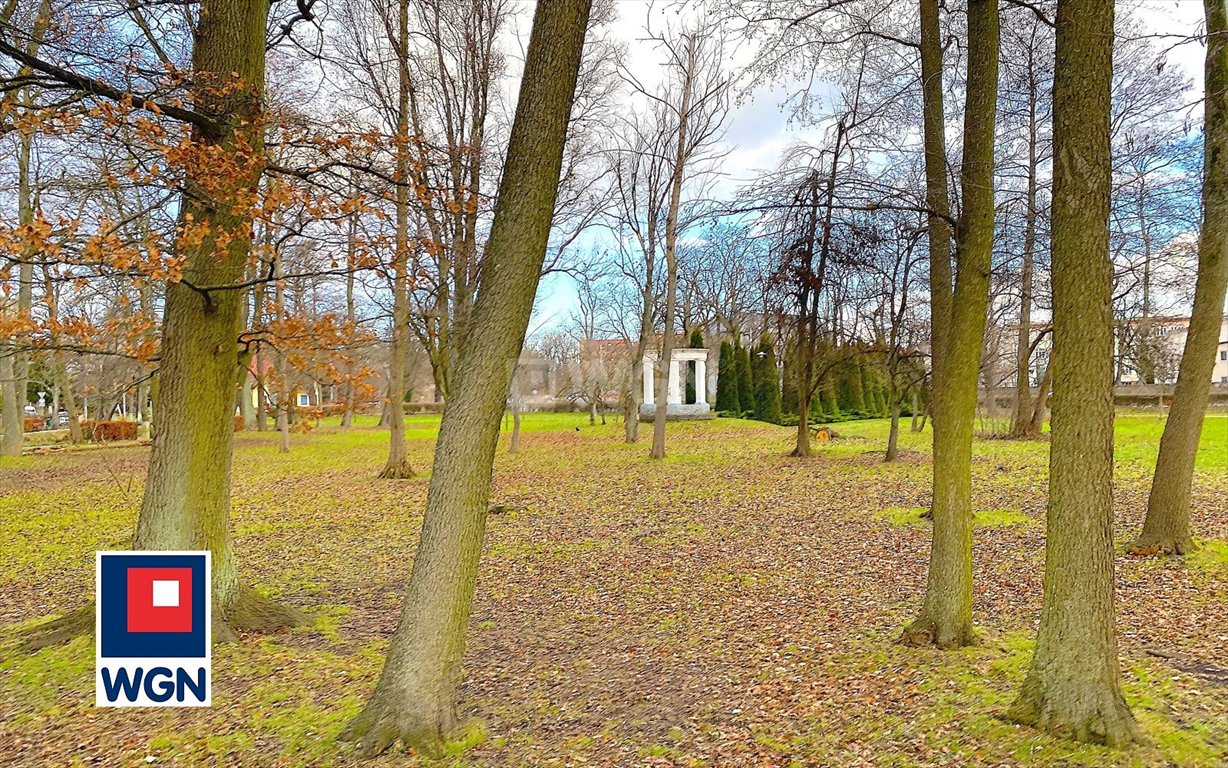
[1,408,1225,767]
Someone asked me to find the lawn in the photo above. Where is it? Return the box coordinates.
[1,411,1226,767]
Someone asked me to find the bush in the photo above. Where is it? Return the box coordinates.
[81,420,138,442]
[23,415,49,432]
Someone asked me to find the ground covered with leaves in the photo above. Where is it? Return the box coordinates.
[1,411,1226,767]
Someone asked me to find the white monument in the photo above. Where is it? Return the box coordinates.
[640,347,714,419]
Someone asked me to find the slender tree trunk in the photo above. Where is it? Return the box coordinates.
[0,355,20,455]
[1136,0,1228,556]
[1029,360,1052,434]
[379,0,414,480]
[628,281,652,444]
[1008,0,1140,745]
[1,5,48,457]
[1011,62,1040,437]
[509,387,522,454]
[903,0,999,649]
[885,382,901,462]
[277,399,290,454]
[342,208,358,428]
[341,1,591,755]
[255,347,268,431]
[651,35,703,460]
[56,360,80,445]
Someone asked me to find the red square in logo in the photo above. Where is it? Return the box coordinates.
[126,567,193,633]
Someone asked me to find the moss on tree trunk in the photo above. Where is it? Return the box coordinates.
[1007,0,1141,746]
[130,0,302,638]
[378,0,415,481]
[340,1,592,756]
[1136,0,1228,556]
[903,0,998,650]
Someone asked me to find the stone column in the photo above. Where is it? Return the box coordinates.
[667,357,681,404]
[695,358,707,405]
[642,357,655,405]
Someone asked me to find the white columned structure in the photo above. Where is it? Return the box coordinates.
[695,359,707,405]
[642,357,655,405]
[638,347,713,420]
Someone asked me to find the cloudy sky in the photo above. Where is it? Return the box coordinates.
[528,0,1210,335]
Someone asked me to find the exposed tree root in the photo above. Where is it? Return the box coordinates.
[341,690,457,758]
[1129,535,1195,557]
[12,604,94,652]
[8,584,305,653]
[218,584,307,639]
[1007,681,1144,748]
[377,458,415,480]
[899,614,976,649]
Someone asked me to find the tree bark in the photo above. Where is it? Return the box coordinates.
[127,0,300,639]
[0,354,20,455]
[341,0,591,756]
[341,203,359,428]
[903,0,999,649]
[1136,0,1228,556]
[378,0,415,480]
[1008,0,1141,746]
[1010,51,1041,438]
[651,35,700,460]
[886,394,901,462]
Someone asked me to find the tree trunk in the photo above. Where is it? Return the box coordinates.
[885,383,901,462]
[651,34,705,459]
[1136,0,1228,556]
[341,1,591,755]
[378,0,415,480]
[126,0,301,641]
[58,360,81,443]
[903,0,998,649]
[0,355,21,455]
[1008,0,1141,746]
[509,374,522,454]
[1009,75,1038,438]
[1029,361,1052,434]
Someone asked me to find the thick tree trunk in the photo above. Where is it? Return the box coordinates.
[341,1,591,755]
[379,0,414,480]
[1136,0,1228,556]
[127,0,300,640]
[1008,0,1140,746]
[903,0,998,649]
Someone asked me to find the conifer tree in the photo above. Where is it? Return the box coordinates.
[781,348,799,416]
[715,340,740,414]
[754,340,783,423]
[736,345,755,417]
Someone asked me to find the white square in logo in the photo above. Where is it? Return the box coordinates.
[151,580,180,608]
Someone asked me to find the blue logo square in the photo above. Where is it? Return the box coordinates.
[98,553,208,658]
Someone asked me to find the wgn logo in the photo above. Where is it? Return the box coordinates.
[96,551,211,707]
